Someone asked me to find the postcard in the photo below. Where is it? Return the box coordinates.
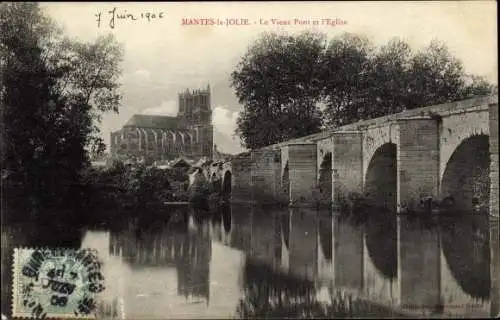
[1,1,498,319]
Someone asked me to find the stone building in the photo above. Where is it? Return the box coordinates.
[110,85,214,162]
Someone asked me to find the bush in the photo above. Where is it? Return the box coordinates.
[80,161,192,213]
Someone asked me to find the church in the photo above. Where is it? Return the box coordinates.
[110,85,214,163]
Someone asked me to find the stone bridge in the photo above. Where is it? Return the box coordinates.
[199,160,233,200]
[211,96,498,218]
[204,95,499,317]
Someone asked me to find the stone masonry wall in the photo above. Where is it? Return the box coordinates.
[287,144,318,205]
[231,153,253,203]
[397,119,439,213]
[332,133,364,205]
[251,148,281,203]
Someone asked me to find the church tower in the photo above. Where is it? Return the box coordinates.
[177,84,213,159]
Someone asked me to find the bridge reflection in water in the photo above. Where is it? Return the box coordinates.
[1,205,494,319]
[68,205,495,318]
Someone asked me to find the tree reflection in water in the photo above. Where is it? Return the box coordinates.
[235,259,405,319]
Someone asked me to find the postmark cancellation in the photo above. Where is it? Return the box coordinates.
[11,248,106,319]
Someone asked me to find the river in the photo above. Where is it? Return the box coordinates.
[1,205,497,319]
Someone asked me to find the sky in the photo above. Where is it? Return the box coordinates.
[43,1,498,154]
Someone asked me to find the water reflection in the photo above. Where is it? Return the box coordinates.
[440,213,490,306]
[247,207,284,271]
[397,215,441,314]
[221,205,232,234]
[365,209,397,280]
[317,212,333,283]
[363,209,398,306]
[333,214,364,291]
[107,208,212,318]
[290,208,318,281]
[1,205,496,318]
[318,214,332,262]
[236,258,317,318]
[227,205,252,253]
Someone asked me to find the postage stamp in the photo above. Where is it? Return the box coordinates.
[12,248,106,319]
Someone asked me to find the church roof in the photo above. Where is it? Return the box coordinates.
[123,114,179,130]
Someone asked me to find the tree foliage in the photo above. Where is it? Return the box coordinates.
[81,163,174,210]
[1,2,123,212]
[321,33,375,126]
[231,31,496,150]
[231,31,325,149]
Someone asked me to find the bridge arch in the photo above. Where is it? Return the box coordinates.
[364,142,398,212]
[363,125,400,181]
[440,134,490,214]
[439,111,489,183]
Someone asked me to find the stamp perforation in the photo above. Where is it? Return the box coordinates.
[11,247,105,319]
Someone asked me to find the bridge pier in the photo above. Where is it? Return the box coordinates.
[282,143,318,207]
[395,119,441,312]
[396,119,440,214]
[331,132,364,210]
[251,148,282,204]
[230,153,254,204]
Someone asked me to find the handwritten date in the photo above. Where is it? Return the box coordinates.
[96,7,165,29]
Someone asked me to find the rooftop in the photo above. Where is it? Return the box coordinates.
[123,114,179,130]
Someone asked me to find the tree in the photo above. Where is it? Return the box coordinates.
[231,31,495,150]
[43,33,123,156]
[1,3,56,199]
[231,31,325,149]
[406,39,466,108]
[1,3,123,212]
[321,33,375,127]
[460,74,497,99]
[323,37,496,126]
[367,38,413,117]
